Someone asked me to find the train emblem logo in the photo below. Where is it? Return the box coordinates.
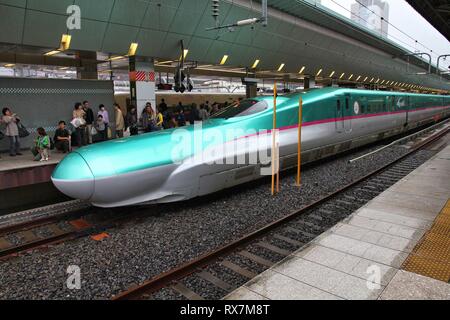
[354,101,361,115]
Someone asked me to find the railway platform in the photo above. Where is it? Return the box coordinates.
[226,145,450,300]
[0,152,68,214]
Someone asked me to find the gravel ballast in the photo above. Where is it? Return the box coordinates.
[0,144,435,300]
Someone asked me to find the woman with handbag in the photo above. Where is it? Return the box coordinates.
[72,102,86,147]
[1,107,22,157]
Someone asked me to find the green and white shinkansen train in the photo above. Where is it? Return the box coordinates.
[52,88,450,207]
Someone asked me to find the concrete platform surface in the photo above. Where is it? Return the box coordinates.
[0,151,65,172]
[226,145,450,301]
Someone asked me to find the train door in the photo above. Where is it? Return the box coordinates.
[335,98,344,133]
[343,95,352,133]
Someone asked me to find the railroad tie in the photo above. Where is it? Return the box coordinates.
[171,282,204,301]
[197,271,234,292]
[220,260,257,279]
[256,242,291,256]
[239,251,274,268]
[273,234,303,247]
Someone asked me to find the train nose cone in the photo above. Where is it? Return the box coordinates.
[51,152,95,200]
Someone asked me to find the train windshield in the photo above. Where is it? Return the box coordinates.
[211,100,268,119]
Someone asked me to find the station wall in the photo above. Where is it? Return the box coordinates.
[0,78,115,152]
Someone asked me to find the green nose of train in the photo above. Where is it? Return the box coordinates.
[52,127,207,200]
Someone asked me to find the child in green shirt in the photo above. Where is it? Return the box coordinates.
[32,127,50,161]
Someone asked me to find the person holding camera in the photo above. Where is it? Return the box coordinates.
[1,107,22,157]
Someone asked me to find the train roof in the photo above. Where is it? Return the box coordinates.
[280,88,450,101]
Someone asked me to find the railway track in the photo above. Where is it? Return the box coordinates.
[0,202,148,260]
[112,124,449,300]
[0,121,447,280]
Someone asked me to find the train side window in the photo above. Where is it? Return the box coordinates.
[345,98,350,110]
[337,100,341,111]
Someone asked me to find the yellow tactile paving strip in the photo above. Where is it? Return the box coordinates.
[402,199,450,283]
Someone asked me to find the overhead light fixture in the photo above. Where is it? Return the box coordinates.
[370,78,374,82]
[299,66,306,74]
[277,63,285,72]
[59,66,70,70]
[220,55,229,65]
[128,42,139,56]
[380,80,385,85]
[252,59,260,69]
[44,50,61,56]
[59,34,72,51]
[339,73,345,79]
[363,76,368,82]
[329,71,335,78]
[356,75,361,81]
[316,68,323,77]
[108,56,125,61]
[348,74,354,80]
[4,63,15,68]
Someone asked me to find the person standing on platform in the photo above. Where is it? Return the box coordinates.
[199,105,210,121]
[141,103,156,133]
[155,107,164,131]
[188,103,197,125]
[1,107,22,157]
[115,103,125,138]
[72,103,86,147]
[54,121,71,153]
[176,109,186,127]
[95,115,107,142]
[159,99,168,114]
[83,101,94,145]
[98,104,110,140]
[125,106,139,136]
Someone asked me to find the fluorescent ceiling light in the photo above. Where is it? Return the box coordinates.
[299,66,306,74]
[128,43,139,57]
[252,59,260,69]
[220,55,229,65]
[316,68,323,77]
[59,34,72,51]
[44,50,61,56]
[277,63,285,72]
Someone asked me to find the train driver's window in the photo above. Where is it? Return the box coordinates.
[211,100,268,119]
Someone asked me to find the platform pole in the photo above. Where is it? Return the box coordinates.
[297,97,303,186]
[271,82,277,196]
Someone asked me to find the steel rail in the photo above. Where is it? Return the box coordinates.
[0,206,148,260]
[112,126,449,300]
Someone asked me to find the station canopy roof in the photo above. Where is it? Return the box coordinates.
[406,0,450,42]
[0,0,448,91]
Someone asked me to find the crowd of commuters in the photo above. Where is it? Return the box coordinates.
[0,99,230,161]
